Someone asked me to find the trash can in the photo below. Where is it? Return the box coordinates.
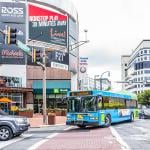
[48,113,56,125]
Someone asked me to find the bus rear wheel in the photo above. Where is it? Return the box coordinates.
[105,115,111,127]
[129,113,134,122]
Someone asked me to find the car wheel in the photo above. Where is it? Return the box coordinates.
[0,126,13,141]
[105,115,111,127]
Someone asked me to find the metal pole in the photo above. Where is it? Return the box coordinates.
[43,47,47,124]
[94,76,96,90]
[100,78,102,90]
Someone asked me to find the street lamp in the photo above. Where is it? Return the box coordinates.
[94,75,100,90]
[100,71,110,90]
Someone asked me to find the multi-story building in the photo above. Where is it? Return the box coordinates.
[0,0,79,113]
[121,40,150,94]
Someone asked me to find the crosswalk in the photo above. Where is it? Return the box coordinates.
[0,134,32,149]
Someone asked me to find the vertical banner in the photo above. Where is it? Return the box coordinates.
[79,57,88,74]
[29,4,68,47]
[0,2,26,65]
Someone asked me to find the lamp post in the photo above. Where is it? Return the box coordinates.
[100,71,110,90]
[94,75,100,90]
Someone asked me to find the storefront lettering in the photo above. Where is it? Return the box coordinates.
[1,49,24,58]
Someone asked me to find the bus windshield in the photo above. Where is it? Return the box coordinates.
[67,96,97,113]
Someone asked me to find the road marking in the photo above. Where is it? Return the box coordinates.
[0,134,32,149]
[28,126,73,150]
[110,127,131,150]
[28,133,58,150]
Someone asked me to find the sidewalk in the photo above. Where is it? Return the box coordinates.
[29,114,66,128]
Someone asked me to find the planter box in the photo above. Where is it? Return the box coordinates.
[55,110,62,116]
[19,111,33,118]
[61,110,67,116]
[48,113,56,125]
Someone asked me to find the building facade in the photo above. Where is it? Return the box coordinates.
[121,40,150,94]
[0,0,79,113]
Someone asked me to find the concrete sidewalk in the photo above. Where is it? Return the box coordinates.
[29,114,66,128]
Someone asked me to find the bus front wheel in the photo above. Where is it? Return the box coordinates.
[105,115,111,127]
[77,125,86,128]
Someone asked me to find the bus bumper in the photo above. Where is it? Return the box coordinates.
[66,121,99,126]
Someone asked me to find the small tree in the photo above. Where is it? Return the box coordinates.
[138,90,150,105]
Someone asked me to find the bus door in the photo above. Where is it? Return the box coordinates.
[97,96,105,125]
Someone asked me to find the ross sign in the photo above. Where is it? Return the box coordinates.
[29,4,68,46]
[0,2,26,23]
[17,40,30,53]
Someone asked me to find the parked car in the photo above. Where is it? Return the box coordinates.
[139,105,150,119]
[0,109,30,141]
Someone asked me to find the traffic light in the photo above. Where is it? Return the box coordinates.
[36,50,41,62]
[7,27,17,44]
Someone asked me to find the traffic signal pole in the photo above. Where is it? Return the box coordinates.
[36,47,47,125]
[42,47,47,125]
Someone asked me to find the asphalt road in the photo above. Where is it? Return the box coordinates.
[0,119,150,150]
[0,125,68,150]
[112,119,150,150]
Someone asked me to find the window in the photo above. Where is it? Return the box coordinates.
[103,97,125,109]
[126,100,137,108]
[144,50,147,53]
[144,57,147,60]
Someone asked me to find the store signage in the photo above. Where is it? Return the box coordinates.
[0,2,26,23]
[29,4,68,46]
[47,50,69,70]
[0,22,26,65]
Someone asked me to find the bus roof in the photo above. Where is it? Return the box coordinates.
[67,90,137,100]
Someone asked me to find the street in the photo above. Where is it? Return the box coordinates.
[112,119,150,150]
[0,120,150,150]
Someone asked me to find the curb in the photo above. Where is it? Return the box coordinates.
[30,123,65,128]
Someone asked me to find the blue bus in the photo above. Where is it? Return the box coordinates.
[66,90,139,128]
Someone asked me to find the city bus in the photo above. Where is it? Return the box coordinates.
[66,90,139,128]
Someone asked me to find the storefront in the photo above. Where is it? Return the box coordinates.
[32,80,70,113]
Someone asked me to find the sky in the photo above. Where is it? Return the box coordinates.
[70,0,150,91]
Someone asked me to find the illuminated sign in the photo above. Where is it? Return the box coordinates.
[70,91,93,96]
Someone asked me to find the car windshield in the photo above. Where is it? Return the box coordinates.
[67,96,97,113]
[0,109,8,115]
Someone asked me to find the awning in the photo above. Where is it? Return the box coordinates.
[32,80,71,94]
[0,97,14,103]
[33,80,71,89]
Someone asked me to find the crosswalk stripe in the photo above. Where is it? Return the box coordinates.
[0,134,32,149]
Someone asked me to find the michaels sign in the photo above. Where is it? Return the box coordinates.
[0,2,26,23]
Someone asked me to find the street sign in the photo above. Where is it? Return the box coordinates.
[17,40,30,53]
[51,62,68,70]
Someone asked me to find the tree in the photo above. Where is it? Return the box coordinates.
[137,90,150,105]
